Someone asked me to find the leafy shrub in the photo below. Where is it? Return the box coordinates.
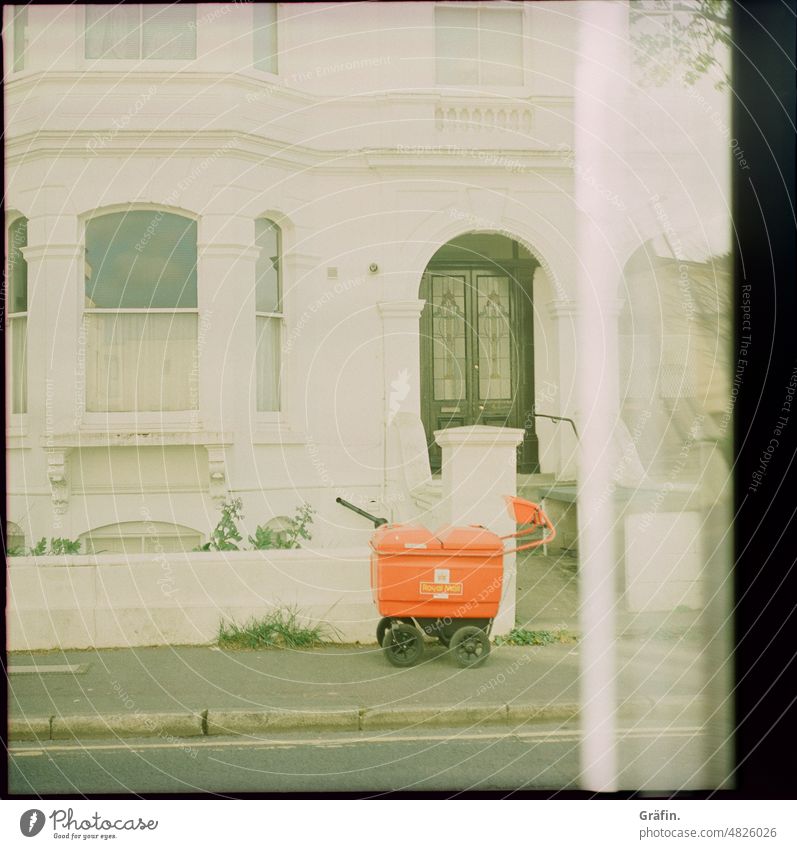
[217,606,330,649]
[249,503,315,550]
[194,498,244,551]
[18,537,82,556]
[29,538,47,556]
[49,538,82,555]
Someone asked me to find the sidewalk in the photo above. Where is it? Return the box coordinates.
[8,552,715,742]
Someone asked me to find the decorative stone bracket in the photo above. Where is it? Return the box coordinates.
[46,449,69,515]
[206,444,228,502]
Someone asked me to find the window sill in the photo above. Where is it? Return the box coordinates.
[80,412,201,429]
[44,430,233,449]
[434,83,531,95]
[252,424,307,445]
[7,423,29,450]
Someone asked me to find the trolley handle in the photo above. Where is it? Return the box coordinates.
[500,503,557,554]
[335,496,389,528]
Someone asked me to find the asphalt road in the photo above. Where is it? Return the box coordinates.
[8,723,722,794]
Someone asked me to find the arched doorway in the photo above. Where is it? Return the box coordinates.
[419,232,540,473]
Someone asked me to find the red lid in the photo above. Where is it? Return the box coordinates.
[435,525,504,552]
[371,524,442,553]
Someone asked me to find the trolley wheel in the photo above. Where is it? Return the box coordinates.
[381,623,425,667]
[450,626,490,668]
[375,617,391,646]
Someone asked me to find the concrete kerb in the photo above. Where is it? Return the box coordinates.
[8,716,52,742]
[9,698,705,741]
[206,709,360,735]
[51,712,205,740]
[9,703,577,741]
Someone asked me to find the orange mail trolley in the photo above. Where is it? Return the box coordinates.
[336,495,556,668]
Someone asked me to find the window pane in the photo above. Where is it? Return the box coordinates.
[13,6,27,71]
[256,315,281,412]
[85,313,198,412]
[86,211,197,309]
[431,274,467,401]
[7,522,25,552]
[142,4,196,60]
[255,218,281,312]
[480,9,524,86]
[10,316,27,414]
[82,521,201,554]
[8,217,28,314]
[85,5,140,59]
[477,275,512,400]
[254,3,278,73]
[435,7,478,84]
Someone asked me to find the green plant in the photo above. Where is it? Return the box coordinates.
[5,545,26,557]
[49,537,81,555]
[495,628,578,647]
[22,537,82,556]
[217,606,330,649]
[29,538,47,556]
[247,525,283,550]
[194,498,244,551]
[249,503,315,550]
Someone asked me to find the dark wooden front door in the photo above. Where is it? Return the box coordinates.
[419,261,539,473]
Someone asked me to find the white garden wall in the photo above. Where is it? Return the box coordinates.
[8,548,375,650]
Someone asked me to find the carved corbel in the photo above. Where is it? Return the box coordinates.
[46,449,69,514]
[206,445,228,501]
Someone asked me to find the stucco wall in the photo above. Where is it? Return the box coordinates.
[8,548,376,649]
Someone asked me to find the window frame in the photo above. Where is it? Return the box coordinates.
[253,2,279,76]
[83,4,197,63]
[6,215,28,417]
[434,3,525,88]
[81,208,200,423]
[80,520,203,555]
[12,5,28,72]
[255,217,284,418]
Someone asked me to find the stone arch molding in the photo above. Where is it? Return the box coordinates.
[78,201,201,226]
[401,207,569,302]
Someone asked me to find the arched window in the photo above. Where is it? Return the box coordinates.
[6,521,25,554]
[84,210,198,412]
[80,521,202,554]
[6,217,28,414]
[255,218,283,412]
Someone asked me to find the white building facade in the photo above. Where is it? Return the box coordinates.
[5,2,730,556]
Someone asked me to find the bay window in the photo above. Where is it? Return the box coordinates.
[84,211,198,413]
[85,4,196,60]
[255,218,282,412]
[435,5,524,86]
[6,217,28,414]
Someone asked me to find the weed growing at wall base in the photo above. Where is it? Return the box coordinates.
[495,628,577,647]
[217,607,332,649]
